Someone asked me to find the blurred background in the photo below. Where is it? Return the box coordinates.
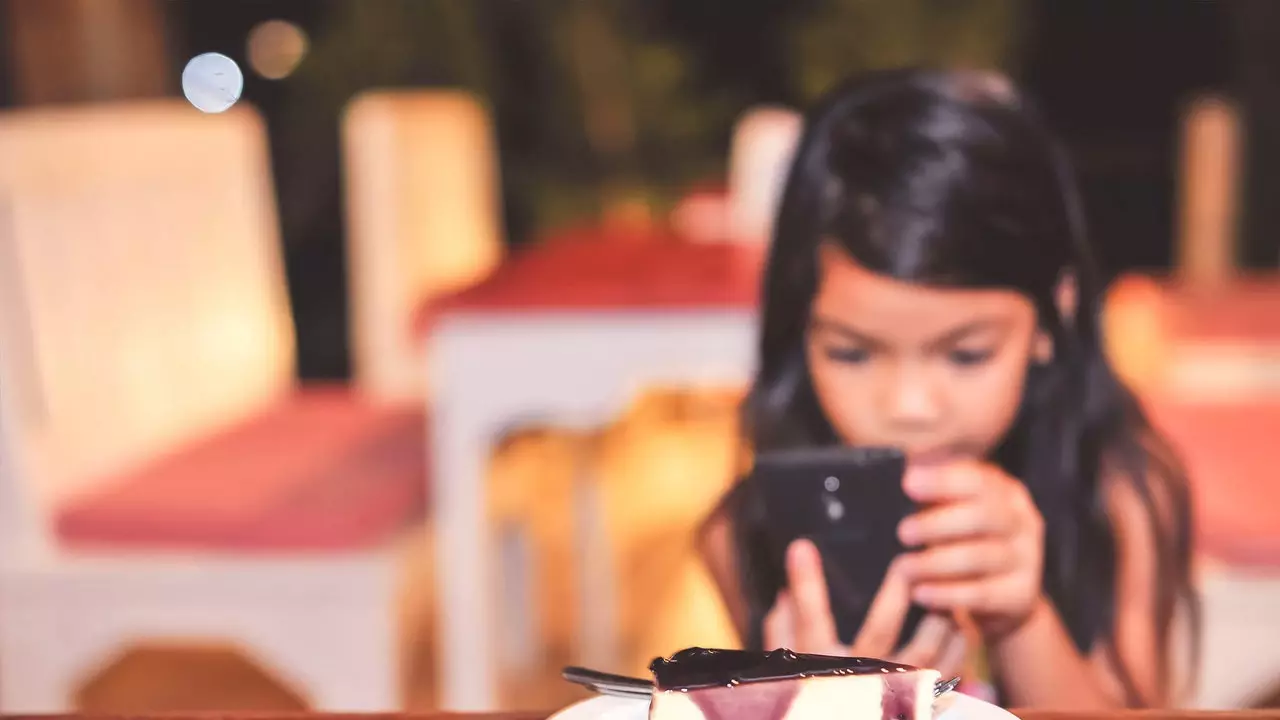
[0,0,1277,714]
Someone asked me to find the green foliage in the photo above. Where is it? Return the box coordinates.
[536,0,729,228]
[283,0,1020,239]
[293,0,490,104]
[790,0,1019,102]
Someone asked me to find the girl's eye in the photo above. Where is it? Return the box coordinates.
[947,348,994,367]
[824,347,871,364]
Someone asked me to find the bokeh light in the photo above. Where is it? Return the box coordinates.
[246,20,308,81]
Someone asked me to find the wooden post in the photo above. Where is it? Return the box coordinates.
[3,0,171,105]
[1177,95,1242,287]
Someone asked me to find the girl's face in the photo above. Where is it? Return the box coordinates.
[805,244,1045,466]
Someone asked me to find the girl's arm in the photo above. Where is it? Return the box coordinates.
[695,507,750,643]
[990,477,1172,708]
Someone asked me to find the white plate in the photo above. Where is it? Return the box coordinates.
[549,691,1021,720]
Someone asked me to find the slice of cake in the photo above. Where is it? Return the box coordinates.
[648,648,941,720]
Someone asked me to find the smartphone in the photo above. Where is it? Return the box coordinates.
[743,446,926,650]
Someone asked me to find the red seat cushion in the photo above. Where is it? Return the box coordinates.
[56,386,427,551]
[1143,397,1280,567]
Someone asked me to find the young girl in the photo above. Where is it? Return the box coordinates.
[698,69,1197,709]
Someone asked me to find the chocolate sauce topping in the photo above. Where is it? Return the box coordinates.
[648,647,919,691]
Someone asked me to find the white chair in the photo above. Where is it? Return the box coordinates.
[343,89,578,702]
[342,89,505,403]
[0,100,424,712]
[726,106,802,245]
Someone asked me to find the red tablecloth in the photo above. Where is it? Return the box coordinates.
[414,227,763,334]
[1143,396,1280,567]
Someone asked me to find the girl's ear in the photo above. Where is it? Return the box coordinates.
[1033,329,1053,365]
[1029,267,1080,361]
[1034,269,1077,365]
[1029,266,1080,363]
[1057,268,1078,325]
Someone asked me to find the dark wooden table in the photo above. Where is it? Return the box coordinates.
[5,711,1280,720]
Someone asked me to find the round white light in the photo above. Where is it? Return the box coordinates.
[182,52,243,114]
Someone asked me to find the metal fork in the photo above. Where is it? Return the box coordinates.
[563,665,961,701]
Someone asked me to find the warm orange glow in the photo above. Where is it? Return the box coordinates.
[594,386,744,674]
[481,386,745,678]
[486,426,586,668]
[1103,275,1170,394]
[246,20,308,81]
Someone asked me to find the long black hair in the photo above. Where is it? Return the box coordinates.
[732,68,1197,704]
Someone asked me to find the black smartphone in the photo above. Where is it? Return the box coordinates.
[744,446,926,650]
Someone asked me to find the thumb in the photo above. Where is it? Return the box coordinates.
[763,591,795,650]
[786,539,839,653]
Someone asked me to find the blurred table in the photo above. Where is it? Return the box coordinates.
[416,227,764,711]
[1106,274,1280,565]
[1106,274,1280,707]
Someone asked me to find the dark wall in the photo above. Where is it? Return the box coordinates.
[1017,0,1232,279]
[1232,0,1280,269]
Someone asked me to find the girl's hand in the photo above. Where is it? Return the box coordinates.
[763,539,967,675]
[897,460,1045,639]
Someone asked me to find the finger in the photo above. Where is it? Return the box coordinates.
[933,629,969,679]
[898,502,1010,546]
[898,539,1016,581]
[903,461,988,503]
[785,539,839,652]
[850,557,913,656]
[911,576,1013,610]
[763,591,795,650]
[892,613,955,668]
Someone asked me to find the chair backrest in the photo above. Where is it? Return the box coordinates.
[342,90,504,401]
[0,100,294,505]
[727,106,802,244]
[0,322,49,560]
